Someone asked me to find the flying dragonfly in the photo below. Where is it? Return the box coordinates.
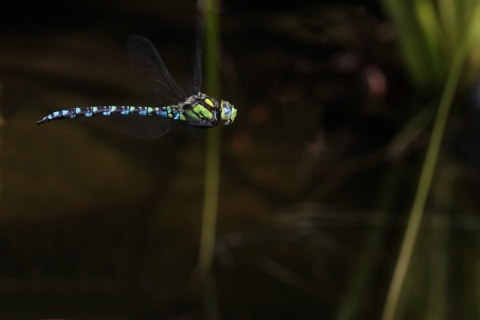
[37,34,237,139]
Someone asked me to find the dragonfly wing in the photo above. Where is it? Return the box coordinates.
[121,35,185,139]
[191,25,203,94]
[127,34,187,105]
[113,116,173,140]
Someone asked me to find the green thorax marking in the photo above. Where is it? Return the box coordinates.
[177,93,219,127]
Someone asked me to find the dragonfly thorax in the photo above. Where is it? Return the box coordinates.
[178,93,236,128]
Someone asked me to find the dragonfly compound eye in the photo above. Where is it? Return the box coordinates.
[220,100,237,125]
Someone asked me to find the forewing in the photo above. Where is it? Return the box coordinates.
[113,35,184,139]
[127,34,187,105]
[190,26,203,95]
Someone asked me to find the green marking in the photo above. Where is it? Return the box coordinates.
[185,109,201,121]
[205,108,213,117]
[129,106,135,112]
[92,107,98,112]
[193,104,204,114]
[193,104,213,118]
[204,98,214,107]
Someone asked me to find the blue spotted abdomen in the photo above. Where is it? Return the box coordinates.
[37,105,180,125]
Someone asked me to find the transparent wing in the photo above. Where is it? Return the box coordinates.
[190,26,203,94]
[113,35,184,139]
[127,34,187,104]
[114,116,173,140]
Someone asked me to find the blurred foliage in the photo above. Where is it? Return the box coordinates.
[380,1,480,320]
[383,0,480,89]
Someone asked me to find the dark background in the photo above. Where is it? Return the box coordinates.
[0,0,477,319]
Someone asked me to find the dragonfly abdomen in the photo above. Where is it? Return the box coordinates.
[37,105,181,125]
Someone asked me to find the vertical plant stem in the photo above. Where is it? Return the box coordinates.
[198,0,221,282]
[197,1,222,318]
[381,19,472,320]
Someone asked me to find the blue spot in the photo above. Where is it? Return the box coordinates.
[159,110,167,117]
[48,115,53,119]
[173,113,180,120]
[62,110,69,116]
[121,108,129,115]
[85,112,93,117]
[103,111,111,116]
[53,111,60,117]
[70,114,76,118]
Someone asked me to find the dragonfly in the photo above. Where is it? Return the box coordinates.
[37,34,237,139]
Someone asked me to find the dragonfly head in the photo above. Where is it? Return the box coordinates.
[220,100,237,125]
